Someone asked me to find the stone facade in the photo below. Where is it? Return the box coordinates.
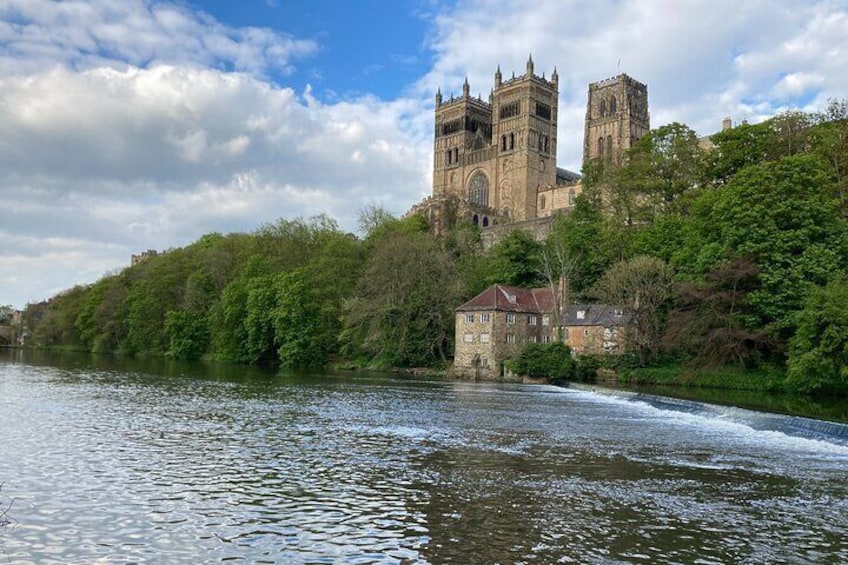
[453,284,555,380]
[433,56,559,224]
[583,74,650,165]
[410,60,649,246]
[453,283,629,380]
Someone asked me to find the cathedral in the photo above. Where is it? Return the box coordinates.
[409,56,650,238]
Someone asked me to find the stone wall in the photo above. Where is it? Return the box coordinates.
[479,215,556,249]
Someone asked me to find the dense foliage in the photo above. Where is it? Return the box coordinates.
[22,100,848,393]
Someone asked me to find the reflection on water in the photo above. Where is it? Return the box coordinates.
[1,351,847,563]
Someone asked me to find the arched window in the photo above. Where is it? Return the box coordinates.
[509,133,515,150]
[446,149,451,164]
[598,137,605,156]
[501,135,507,151]
[540,195,547,210]
[544,135,549,153]
[600,99,607,117]
[482,216,489,227]
[468,171,490,207]
[609,95,617,114]
[472,214,479,226]
[606,135,613,155]
[454,148,459,163]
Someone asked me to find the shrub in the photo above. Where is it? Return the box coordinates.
[506,342,575,381]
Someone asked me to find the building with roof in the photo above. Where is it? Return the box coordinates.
[453,283,629,380]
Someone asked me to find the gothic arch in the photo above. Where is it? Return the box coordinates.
[609,95,617,114]
[467,170,490,207]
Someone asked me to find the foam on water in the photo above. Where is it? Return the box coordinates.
[562,383,848,456]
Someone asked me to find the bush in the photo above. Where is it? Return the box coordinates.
[506,342,575,381]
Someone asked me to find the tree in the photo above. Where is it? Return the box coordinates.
[625,122,705,214]
[786,279,848,394]
[592,255,674,364]
[704,121,773,185]
[342,231,459,367]
[663,258,774,366]
[693,154,848,338]
[506,342,574,381]
[811,99,848,211]
[484,229,544,287]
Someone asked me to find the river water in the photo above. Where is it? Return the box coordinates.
[1,351,847,564]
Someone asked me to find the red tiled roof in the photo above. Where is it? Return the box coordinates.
[456,284,554,313]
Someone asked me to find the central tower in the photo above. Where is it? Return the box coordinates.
[583,74,650,164]
[432,56,559,222]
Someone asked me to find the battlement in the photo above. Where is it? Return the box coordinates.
[589,73,647,91]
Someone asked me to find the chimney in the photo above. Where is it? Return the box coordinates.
[722,116,732,131]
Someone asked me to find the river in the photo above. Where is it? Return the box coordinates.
[1,351,847,564]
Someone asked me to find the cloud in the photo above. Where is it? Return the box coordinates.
[3,0,848,309]
[0,0,317,77]
[416,0,848,169]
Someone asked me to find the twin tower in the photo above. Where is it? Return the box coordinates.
[432,56,649,224]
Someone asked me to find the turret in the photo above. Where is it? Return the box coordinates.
[552,66,559,86]
[462,76,470,98]
[526,53,534,76]
[435,87,442,107]
[495,65,502,88]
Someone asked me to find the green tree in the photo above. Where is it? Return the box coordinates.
[625,122,705,214]
[787,279,848,394]
[692,154,848,337]
[343,231,459,367]
[484,229,544,287]
[506,342,574,381]
[592,255,674,364]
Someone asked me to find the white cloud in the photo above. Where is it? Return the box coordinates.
[417,0,848,169]
[2,0,848,309]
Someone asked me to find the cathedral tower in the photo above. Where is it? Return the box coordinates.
[432,56,559,222]
[583,74,649,165]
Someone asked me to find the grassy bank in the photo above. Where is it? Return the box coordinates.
[615,363,788,393]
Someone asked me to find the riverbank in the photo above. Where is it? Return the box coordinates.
[614,363,788,392]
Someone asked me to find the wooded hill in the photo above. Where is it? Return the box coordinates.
[24,100,848,394]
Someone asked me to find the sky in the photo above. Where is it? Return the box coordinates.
[1,0,847,309]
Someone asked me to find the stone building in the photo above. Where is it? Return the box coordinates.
[582,74,650,164]
[410,58,650,243]
[453,283,629,380]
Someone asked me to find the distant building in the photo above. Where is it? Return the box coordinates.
[408,56,650,244]
[453,283,629,380]
[131,249,159,266]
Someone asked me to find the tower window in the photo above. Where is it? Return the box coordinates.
[501,135,507,151]
[540,195,546,210]
[544,135,549,153]
[600,99,607,117]
[535,101,551,120]
[468,171,490,207]
[499,100,520,119]
[509,133,515,150]
[446,150,451,164]
[606,135,613,155]
[609,95,617,114]
[598,137,604,156]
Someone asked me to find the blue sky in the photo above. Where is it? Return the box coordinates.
[196,0,437,99]
[1,0,847,309]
